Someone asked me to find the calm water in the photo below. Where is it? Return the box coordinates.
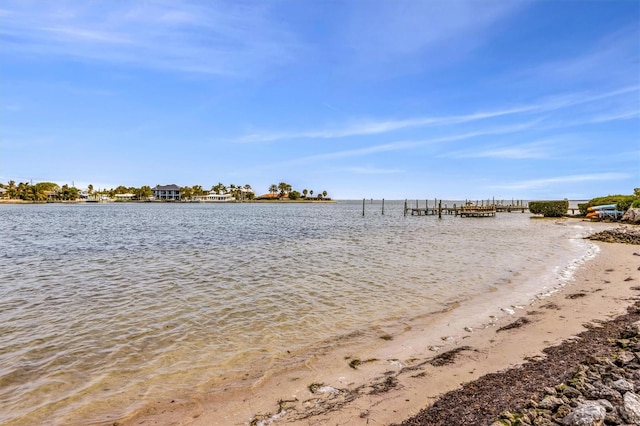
[0,201,596,425]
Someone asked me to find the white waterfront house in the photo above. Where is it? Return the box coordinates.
[152,184,181,201]
[193,192,236,202]
[114,193,135,201]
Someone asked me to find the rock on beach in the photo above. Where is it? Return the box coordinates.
[586,226,640,245]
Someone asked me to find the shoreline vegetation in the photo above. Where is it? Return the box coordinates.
[0,180,333,203]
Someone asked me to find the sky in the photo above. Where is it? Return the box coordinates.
[1,0,639,200]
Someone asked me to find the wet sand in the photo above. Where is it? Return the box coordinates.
[122,228,640,426]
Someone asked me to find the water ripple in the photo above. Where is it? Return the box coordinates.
[0,201,590,424]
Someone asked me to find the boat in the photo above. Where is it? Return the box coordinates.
[586,204,624,219]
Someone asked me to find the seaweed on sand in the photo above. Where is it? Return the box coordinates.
[496,317,531,333]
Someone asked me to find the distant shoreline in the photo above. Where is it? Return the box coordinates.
[0,199,337,204]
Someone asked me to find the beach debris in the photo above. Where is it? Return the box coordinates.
[428,346,473,367]
[428,345,442,352]
[541,302,561,310]
[348,358,377,370]
[566,293,587,299]
[464,326,473,333]
[387,359,403,368]
[440,335,455,341]
[249,398,298,426]
[308,383,340,396]
[496,317,531,332]
[379,334,393,341]
[501,307,515,315]
[367,376,398,395]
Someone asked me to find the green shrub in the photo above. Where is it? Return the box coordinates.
[529,200,569,217]
[288,190,301,200]
[577,203,589,215]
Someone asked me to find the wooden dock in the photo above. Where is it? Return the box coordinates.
[458,205,496,217]
[403,199,528,218]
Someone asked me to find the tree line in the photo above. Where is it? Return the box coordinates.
[0,181,333,201]
[267,182,329,200]
[0,181,81,201]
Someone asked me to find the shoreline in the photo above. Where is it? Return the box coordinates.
[121,222,640,426]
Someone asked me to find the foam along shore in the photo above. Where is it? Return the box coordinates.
[121,223,640,426]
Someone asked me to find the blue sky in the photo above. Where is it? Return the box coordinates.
[1,0,638,200]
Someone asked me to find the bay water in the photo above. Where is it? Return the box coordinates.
[0,201,596,424]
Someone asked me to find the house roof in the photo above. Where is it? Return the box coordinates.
[154,184,181,191]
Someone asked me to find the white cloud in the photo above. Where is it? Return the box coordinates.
[0,1,298,76]
[286,121,540,164]
[444,140,554,159]
[234,106,538,143]
[492,173,631,191]
[235,86,639,143]
[342,1,524,65]
[342,166,403,175]
[527,25,640,86]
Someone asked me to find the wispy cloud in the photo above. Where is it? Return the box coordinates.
[443,140,556,159]
[285,121,539,164]
[235,86,639,143]
[492,173,631,191]
[342,166,403,174]
[234,106,538,143]
[342,2,524,67]
[0,1,298,76]
[526,24,640,87]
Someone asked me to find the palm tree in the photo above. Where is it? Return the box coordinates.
[7,180,16,198]
[322,190,328,198]
[192,185,204,197]
[309,190,314,198]
[302,189,308,198]
[278,182,288,197]
[269,184,278,196]
[213,183,226,195]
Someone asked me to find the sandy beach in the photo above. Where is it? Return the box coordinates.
[119,222,640,426]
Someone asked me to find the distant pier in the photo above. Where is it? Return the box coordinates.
[402,199,528,218]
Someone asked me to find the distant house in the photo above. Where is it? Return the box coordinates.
[114,193,136,201]
[193,192,235,202]
[153,184,181,201]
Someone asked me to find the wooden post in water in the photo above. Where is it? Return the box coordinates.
[382,199,385,215]
[362,198,365,216]
[438,200,442,219]
[454,203,457,216]
[404,199,407,217]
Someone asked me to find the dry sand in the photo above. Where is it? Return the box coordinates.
[123,228,640,426]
